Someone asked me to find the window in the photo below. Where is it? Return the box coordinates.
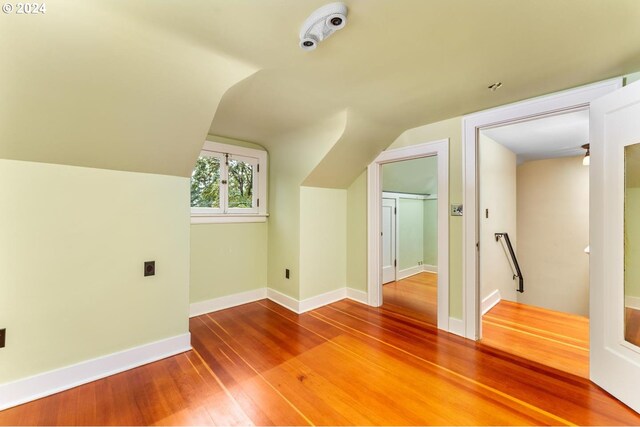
[191,141,267,223]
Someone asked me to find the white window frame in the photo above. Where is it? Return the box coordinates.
[191,141,268,224]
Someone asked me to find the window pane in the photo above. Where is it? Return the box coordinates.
[191,156,220,208]
[228,159,254,208]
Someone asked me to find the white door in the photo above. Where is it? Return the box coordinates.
[382,198,396,284]
[590,80,640,413]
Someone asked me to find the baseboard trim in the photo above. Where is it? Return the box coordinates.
[448,317,464,337]
[299,288,347,313]
[0,333,191,411]
[423,264,438,273]
[346,288,368,304]
[481,289,502,315]
[266,288,300,313]
[626,295,640,311]
[190,288,268,317]
[398,265,423,280]
[266,287,362,314]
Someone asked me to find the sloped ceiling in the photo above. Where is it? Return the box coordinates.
[2,1,640,181]
[383,157,438,196]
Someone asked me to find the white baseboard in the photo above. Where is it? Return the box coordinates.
[481,289,502,315]
[423,264,438,273]
[266,288,301,313]
[299,288,347,313]
[626,295,640,311]
[346,288,368,304]
[190,288,267,317]
[448,317,464,337]
[0,333,191,411]
[398,265,423,280]
[266,287,362,314]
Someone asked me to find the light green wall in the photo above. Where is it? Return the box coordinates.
[389,117,464,319]
[300,187,347,299]
[626,187,640,299]
[347,172,368,292]
[0,159,189,384]
[190,223,267,303]
[423,199,438,267]
[267,112,347,299]
[399,199,424,270]
[190,137,268,304]
[344,117,462,318]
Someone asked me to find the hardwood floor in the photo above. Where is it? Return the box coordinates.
[383,272,437,325]
[1,295,639,424]
[482,300,590,379]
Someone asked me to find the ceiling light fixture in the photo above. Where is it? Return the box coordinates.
[488,82,503,92]
[299,2,348,51]
[582,143,590,166]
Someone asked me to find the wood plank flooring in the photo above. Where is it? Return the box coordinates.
[482,301,590,379]
[1,293,639,424]
[383,272,437,325]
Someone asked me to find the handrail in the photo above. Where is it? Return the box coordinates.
[495,232,524,293]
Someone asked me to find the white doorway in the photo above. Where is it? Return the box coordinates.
[367,138,450,332]
[462,78,622,340]
[381,198,396,284]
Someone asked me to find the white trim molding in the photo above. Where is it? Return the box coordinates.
[481,290,502,315]
[0,333,191,411]
[462,77,623,341]
[626,296,640,311]
[191,287,371,319]
[298,288,348,313]
[267,287,360,314]
[423,264,438,273]
[346,288,368,304]
[448,317,465,337]
[266,288,300,313]
[398,265,423,280]
[368,138,450,332]
[190,288,268,317]
[191,215,268,224]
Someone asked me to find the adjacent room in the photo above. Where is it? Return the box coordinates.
[478,110,590,377]
[381,156,438,324]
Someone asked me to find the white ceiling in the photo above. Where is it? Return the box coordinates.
[481,110,589,164]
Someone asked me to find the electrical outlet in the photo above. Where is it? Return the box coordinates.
[285,269,290,279]
[0,328,5,348]
[144,261,155,277]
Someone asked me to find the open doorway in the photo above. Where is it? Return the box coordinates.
[367,139,451,332]
[380,157,438,325]
[477,110,590,377]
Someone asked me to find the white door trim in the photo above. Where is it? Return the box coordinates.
[461,78,623,340]
[590,80,640,412]
[367,139,450,331]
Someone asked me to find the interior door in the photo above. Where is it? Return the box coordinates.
[382,198,396,284]
[590,79,640,413]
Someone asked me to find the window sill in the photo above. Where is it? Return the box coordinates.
[191,214,268,224]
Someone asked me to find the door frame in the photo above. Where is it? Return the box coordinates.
[381,197,397,284]
[461,78,623,340]
[367,138,450,331]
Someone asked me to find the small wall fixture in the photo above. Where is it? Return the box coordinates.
[299,2,348,51]
[582,143,590,166]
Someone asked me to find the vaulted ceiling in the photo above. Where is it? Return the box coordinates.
[2,1,640,185]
